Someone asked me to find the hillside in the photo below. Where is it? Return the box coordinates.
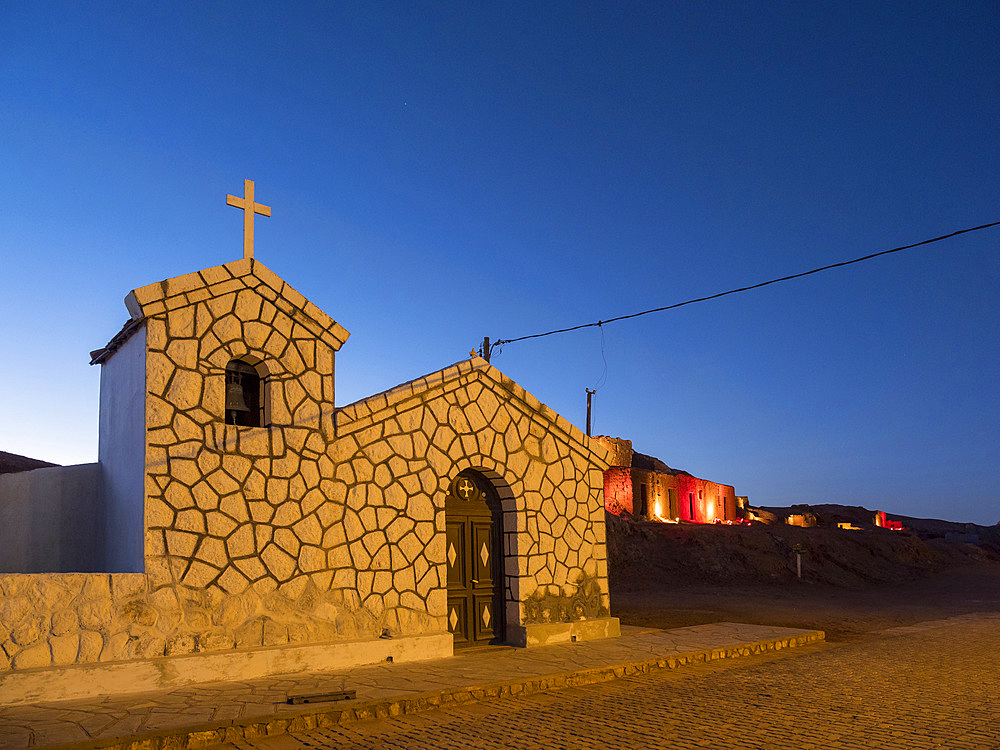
[0,451,57,475]
[606,509,1000,590]
[757,503,999,541]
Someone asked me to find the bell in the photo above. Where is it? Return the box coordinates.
[226,381,250,412]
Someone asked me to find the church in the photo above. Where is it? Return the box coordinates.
[0,182,619,705]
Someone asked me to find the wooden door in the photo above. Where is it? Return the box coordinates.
[446,473,499,648]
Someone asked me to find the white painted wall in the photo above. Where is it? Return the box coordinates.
[98,325,146,573]
[0,463,103,572]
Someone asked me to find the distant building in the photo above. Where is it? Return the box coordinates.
[593,437,738,523]
[874,510,904,531]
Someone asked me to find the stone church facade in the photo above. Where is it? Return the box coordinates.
[0,257,618,705]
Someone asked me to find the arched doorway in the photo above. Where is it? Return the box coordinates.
[445,469,505,648]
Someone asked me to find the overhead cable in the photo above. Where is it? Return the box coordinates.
[492,220,1000,350]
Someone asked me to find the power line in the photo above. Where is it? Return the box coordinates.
[492,220,1000,351]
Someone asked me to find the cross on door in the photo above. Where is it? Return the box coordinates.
[226,179,271,259]
[457,478,475,499]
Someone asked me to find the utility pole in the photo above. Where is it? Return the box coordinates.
[585,388,596,436]
[481,337,491,363]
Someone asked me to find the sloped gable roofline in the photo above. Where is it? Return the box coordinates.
[90,258,350,365]
[337,358,612,468]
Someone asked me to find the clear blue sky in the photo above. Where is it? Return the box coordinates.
[2,2,997,524]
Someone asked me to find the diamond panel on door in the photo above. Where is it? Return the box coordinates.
[447,596,470,645]
[472,522,493,589]
[446,521,466,588]
[473,594,495,642]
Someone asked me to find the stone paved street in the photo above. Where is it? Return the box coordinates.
[0,623,820,748]
[214,614,1000,750]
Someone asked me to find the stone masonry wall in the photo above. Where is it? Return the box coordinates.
[336,360,612,629]
[0,260,614,674]
[0,575,147,671]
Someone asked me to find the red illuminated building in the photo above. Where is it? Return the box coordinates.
[594,437,739,524]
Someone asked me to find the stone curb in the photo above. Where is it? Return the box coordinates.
[46,630,824,750]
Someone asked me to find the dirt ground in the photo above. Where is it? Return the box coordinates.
[611,562,1000,641]
[605,512,1000,641]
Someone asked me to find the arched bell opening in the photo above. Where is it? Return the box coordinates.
[225,358,268,427]
[445,468,507,648]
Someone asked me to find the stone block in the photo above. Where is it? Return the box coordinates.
[298,545,325,572]
[206,468,239,496]
[12,642,52,669]
[183,560,220,588]
[220,494,251,522]
[373,463,392,489]
[217,566,250,595]
[272,451,301,478]
[120,598,159,627]
[196,537,228,568]
[254,524,273,551]
[262,618,288,646]
[293,514,322,545]
[165,633,196,656]
[261,544,296,582]
[166,368,204,411]
[265,477,289,505]
[206,511,238,537]
[301,488,325,516]
[221,454,252,482]
[49,634,80,665]
[165,529,199,557]
[370,546,391,571]
[234,555,268,582]
[147,497,175,528]
[394,567,416,594]
[166,337,198,367]
[66,630,100,665]
[272,500,302,527]
[274,528,301,557]
[239,427,270,457]
[49,608,79,637]
[176,508,206,534]
[225,524,255,558]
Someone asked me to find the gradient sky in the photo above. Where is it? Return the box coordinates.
[2,2,997,524]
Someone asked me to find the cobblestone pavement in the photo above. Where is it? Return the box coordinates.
[214,614,1000,750]
[0,623,820,749]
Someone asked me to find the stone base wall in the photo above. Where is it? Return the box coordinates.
[0,628,451,706]
[0,572,437,681]
[0,574,147,673]
[509,616,621,647]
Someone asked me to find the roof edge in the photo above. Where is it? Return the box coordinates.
[128,258,349,351]
[337,358,612,466]
[89,318,144,365]
[93,258,352,363]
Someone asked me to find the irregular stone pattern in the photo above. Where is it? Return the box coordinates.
[0,259,612,673]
